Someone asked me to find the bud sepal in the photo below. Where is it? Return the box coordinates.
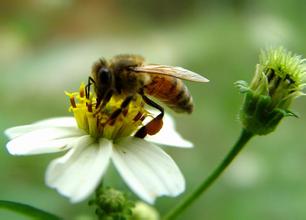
[239,89,296,135]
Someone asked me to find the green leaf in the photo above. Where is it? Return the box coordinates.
[274,108,299,118]
[235,80,249,93]
[0,200,62,220]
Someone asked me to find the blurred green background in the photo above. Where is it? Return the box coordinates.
[1,0,306,219]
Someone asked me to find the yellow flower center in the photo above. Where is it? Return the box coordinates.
[65,83,149,140]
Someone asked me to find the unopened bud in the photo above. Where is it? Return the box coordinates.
[132,202,160,220]
[89,186,134,219]
[236,47,306,135]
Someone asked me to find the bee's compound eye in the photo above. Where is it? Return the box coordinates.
[98,67,111,83]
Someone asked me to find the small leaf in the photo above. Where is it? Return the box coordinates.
[0,200,62,220]
[235,80,249,93]
[274,108,299,118]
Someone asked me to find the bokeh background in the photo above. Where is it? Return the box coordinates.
[1,0,306,219]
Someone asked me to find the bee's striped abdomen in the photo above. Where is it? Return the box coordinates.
[144,75,193,113]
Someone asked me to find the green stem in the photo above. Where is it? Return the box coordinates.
[163,129,254,220]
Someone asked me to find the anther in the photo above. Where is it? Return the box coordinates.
[133,112,142,121]
[87,102,93,112]
[122,109,128,117]
[140,115,146,121]
[70,97,76,108]
[80,88,85,98]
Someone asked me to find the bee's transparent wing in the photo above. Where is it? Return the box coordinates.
[132,65,209,82]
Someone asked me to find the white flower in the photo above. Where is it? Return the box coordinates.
[4,83,192,204]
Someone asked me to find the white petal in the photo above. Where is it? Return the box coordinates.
[6,127,85,155]
[5,117,77,139]
[145,113,193,148]
[34,117,77,127]
[46,136,112,203]
[5,125,40,139]
[112,137,185,204]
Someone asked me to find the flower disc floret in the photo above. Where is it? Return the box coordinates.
[65,83,148,139]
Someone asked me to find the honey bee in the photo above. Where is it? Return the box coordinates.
[86,54,208,138]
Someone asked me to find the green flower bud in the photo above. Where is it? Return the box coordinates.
[89,186,135,220]
[236,47,306,135]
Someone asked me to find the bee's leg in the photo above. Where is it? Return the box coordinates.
[106,95,134,125]
[85,77,95,99]
[134,94,164,139]
[94,90,113,115]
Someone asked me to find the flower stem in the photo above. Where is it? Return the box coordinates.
[163,129,254,220]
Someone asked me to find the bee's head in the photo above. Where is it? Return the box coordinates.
[92,59,114,93]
